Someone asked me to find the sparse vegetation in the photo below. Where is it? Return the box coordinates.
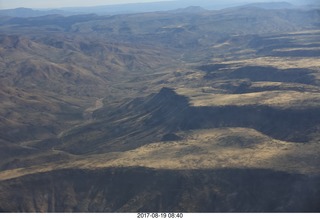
[0,2,319,212]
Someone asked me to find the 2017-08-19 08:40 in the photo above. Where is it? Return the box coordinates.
[137,213,183,218]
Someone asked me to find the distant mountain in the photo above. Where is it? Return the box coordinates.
[238,2,295,9]
[1,1,318,18]
[0,0,260,17]
[0,7,76,17]
[169,6,207,13]
[59,0,244,15]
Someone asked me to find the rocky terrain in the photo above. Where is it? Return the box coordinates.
[0,2,319,212]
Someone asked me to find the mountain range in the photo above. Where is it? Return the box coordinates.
[1,1,319,17]
[0,1,320,212]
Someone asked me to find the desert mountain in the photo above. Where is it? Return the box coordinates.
[0,4,319,212]
[1,1,313,17]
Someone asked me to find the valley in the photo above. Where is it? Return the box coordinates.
[0,2,319,212]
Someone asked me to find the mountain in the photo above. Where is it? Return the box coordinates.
[1,7,318,51]
[0,1,238,17]
[170,6,207,13]
[0,1,303,17]
[0,32,177,147]
[65,1,304,15]
[0,7,75,17]
[0,4,320,212]
[237,2,295,9]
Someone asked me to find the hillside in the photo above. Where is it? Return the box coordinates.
[0,5,319,212]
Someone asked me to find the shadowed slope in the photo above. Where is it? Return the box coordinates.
[0,167,319,212]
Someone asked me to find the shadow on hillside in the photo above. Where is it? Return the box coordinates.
[202,65,317,85]
[0,167,319,212]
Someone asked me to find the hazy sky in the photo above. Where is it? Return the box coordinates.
[0,0,173,9]
[0,0,313,9]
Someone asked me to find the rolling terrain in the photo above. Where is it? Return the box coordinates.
[0,3,320,212]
